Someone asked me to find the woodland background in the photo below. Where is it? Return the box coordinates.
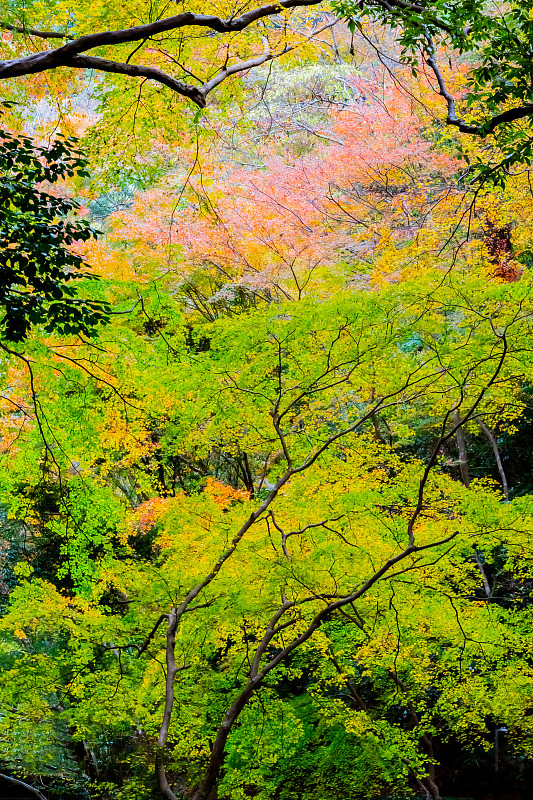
[1,1,533,799]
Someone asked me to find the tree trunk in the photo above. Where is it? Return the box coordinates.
[370,411,386,444]
[478,418,509,500]
[453,409,470,487]
[388,671,441,800]
[473,549,492,598]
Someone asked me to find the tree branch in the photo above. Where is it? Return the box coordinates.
[201,20,337,95]
[0,21,70,39]
[424,33,533,136]
[268,510,345,560]
[67,55,206,107]
[406,332,508,546]
[0,0,325,104]
[190,530,458,800]
[137,613,168,658]
[152,335,490,798]
[424,35,479,134]
[0,773,47,800]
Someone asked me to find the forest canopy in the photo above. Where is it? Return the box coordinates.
[1,2,533,800]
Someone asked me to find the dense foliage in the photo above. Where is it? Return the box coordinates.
[1,3,533,800]
[0,126,109,341]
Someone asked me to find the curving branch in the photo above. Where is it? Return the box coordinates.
[66,54,206,106]
[201,19,337,95]
[480,103,533,134]
[0,773,48,800]
[190,530,458,800]
[424,34,479,134]
[152,312,513,799]
[425,33,533,136]
[0,0,325,106]
[3,0,533,130]
[152,359,450,799]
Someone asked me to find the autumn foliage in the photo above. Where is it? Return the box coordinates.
[2,16,533,800]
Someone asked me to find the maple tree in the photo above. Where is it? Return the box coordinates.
[3,5,533,800]
[1,0,533,183]
[2,210,533,800]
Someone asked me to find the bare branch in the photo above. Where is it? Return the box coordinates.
[201,20,337,94]
[424,34,479,134]
[250,598,294,677]
[269,510,345,560]
[136,614,168,658]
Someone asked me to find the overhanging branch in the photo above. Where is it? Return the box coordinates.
[425,33,533,136]
[0,0,325,105]
[68,54,206,107]
[201,19,337,95]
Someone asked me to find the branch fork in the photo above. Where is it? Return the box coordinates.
[0,0,328,106]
